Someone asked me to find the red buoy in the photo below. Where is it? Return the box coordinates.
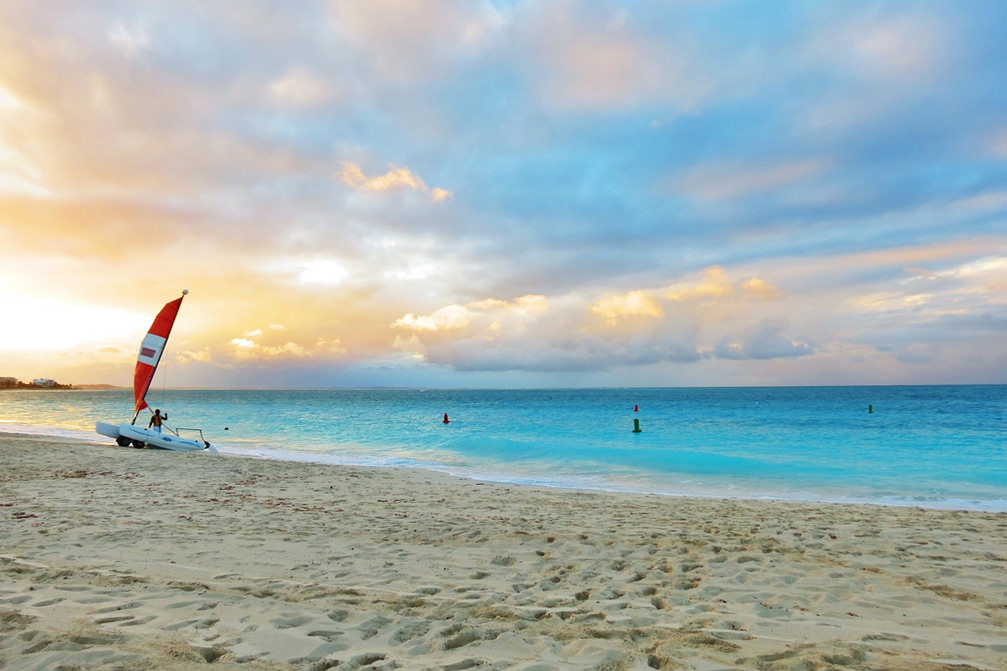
[442,413,450,424]
[634,404,639,412]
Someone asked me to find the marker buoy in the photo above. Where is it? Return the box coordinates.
[632,418,642,433]
[634,404,639,412]
[442,413,450,424]
[868,404,873,414]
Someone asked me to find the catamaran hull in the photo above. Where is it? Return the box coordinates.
[96,421,210,452]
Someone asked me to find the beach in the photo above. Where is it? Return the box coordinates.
[1,432,1005,671]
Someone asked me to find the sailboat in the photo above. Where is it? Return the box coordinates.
[96,290,213,452]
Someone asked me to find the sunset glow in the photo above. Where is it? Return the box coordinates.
[0,1,1004,388]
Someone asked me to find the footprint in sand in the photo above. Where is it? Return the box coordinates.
[31,597,64,608]
[327,609,349,622]
[93,600,143,613]
[358,615,392,640]
[272,614,314,629]
[391,621,430,644]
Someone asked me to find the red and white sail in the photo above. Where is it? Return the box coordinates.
[132,291,187,420]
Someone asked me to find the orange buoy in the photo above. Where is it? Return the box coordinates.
[442,413,450,424]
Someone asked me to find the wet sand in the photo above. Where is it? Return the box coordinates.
[1,432,1005,670]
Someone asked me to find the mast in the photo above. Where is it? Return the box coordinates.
[131,290,188,424]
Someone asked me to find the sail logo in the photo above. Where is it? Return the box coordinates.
[137,334,166,366]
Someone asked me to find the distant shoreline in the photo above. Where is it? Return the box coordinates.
[0,384,124,391]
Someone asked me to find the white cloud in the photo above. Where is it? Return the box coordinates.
[0,84,20,110]
[848,292,933,313]
[328,0,504,84]
[394,304,472,332]
[267,258,353,287]
[229,331,344,361]
[816,15,945,81]
[798,13,952,134]
[268,68,337,108]
[394,295,548,334]
[296,259,350,286]
[106,20,150,58]
[518,2,708,112]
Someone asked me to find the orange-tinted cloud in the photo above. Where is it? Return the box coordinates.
[338,162,453,202]
[591,290,664,325]
[663,266,735,302]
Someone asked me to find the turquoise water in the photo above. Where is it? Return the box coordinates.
[2,386,1005,511]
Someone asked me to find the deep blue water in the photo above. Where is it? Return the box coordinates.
[2,386,1005,510]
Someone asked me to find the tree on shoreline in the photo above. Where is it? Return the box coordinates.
[0,377,73,390]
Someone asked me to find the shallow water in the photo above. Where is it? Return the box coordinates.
[2,385,1005,510]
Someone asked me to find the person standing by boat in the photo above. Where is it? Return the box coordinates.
[148,409,166,433]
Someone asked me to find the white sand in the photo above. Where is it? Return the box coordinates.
[1,432,1005,671]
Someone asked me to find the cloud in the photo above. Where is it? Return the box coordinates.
[394,295,548,333]
[229,330,345,361]
[268,68,337,108]
[836,255,1006,369]
[1,2,1004,386]
[591,290,664,326]
[431,187,454,202]
[945,190,1007,215]
[175,348,212,364]
[292,259,351,286]
[741,278,783,301]
[106,20,151,59]
[662,266,735,302]
[517,2,708,112]
[674,160,827,202]
[394,304,472,332]
[391,268,803,372]
[714,326,814,361]
[328,0,504,85]
[796,11,954,135]
[810,14,946,82]
[337,162,453,202]
[993,128,1007,158]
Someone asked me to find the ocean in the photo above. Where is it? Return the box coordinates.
[2,386,1005,511]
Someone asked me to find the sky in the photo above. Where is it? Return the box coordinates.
[1,0,1005,389]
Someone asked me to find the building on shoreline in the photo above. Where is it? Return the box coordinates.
[0,377,72,390]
